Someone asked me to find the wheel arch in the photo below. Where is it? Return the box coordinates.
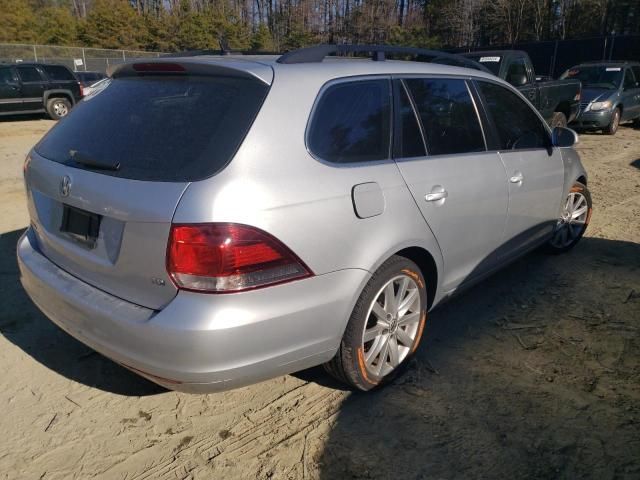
[553,101,572,119]
[43,89,75,105]
[394,246,438,310]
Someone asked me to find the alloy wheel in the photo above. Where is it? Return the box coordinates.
[361,274,422,378]
[550,191,589,248]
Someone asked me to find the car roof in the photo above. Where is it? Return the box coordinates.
[135,54,503,86]
[461,50,527,58]
[573,61,639,68]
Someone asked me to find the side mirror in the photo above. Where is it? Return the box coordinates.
[509,73,528,86]
[552,126,579,147]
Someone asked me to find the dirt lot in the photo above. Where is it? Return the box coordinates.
[0,117,638,480]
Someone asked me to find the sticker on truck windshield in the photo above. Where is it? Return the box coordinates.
[479,56,501,62]
[606,67,621,71]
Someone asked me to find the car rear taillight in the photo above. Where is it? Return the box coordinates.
[78,81,84,97]
[167,223,312,293]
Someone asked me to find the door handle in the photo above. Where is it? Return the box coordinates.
[425,190,448,202]
[510,172,524,184]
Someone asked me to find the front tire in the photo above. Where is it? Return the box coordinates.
[324,255,428,391]
[546,182,592,253]
[551,112,568,128]
[46,97,71,120]
[604,108,620,135]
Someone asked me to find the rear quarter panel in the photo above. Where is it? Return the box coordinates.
[173,69,446,306]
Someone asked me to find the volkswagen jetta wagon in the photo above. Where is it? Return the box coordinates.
[18,45,591,392]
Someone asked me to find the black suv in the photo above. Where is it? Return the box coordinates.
[0,63,83,120]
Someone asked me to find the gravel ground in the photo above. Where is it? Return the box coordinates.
[0,117,638,480]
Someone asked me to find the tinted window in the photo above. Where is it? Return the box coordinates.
[42,65,76,81]
[623,69,636,90]
[308,80,391,163]
[394,82,426,158]
[404,78,485,156]
[478,81,549,150]
[16,66,42,83]
[36,76,269,182]
[0,67,15,84]
[506,58,528,86]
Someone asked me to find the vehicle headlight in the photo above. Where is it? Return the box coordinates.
[589,100,612,111]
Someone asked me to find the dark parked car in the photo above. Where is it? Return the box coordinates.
[560,61,640,135]
[74,71,106,87]
[0,63,83,120]
[461,50,581,127]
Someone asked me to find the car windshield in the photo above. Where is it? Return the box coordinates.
[561,66,623,89]
[463,55,502,75]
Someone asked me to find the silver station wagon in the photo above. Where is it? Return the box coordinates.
[18,45,591,392]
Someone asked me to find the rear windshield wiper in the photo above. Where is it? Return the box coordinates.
[69,150,120,171]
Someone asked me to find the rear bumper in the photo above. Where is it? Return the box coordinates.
[17,229,368,393]
[570,110,612,129]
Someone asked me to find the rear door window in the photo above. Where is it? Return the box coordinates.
[404,78,485,156]
[42,65,76,81]
[393,81,426,158]
[308,79,391,163]
[16,66,43,83]
[477,81,549,150]
[35,75,269,182]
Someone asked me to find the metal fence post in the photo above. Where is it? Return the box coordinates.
[33,44,37,62]
[82,48,87,71]
[122,50,126,61]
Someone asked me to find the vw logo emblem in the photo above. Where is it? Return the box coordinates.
[60,175,72,197]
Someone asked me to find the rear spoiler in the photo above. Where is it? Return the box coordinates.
[107,58,273,85]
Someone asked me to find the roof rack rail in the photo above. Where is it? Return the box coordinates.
[276,44,491,72]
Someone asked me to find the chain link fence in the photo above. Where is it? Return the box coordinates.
[0,43,163,74]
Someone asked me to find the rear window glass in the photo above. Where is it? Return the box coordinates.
[464,55,502,75]
[308,79,391,163]
[36,76,269,182]
[43,65,76,81]
[404,78,485,156]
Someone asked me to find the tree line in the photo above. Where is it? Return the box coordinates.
[1,0,639,53]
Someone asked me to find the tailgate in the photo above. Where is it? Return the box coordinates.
[25,151,186,309]
[23,64,271,309]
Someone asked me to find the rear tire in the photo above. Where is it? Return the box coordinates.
[604,108,620,135]
[545,182,592,254]
[46,97,71,120]
[324,255,428,391]
[551,112,568,128]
